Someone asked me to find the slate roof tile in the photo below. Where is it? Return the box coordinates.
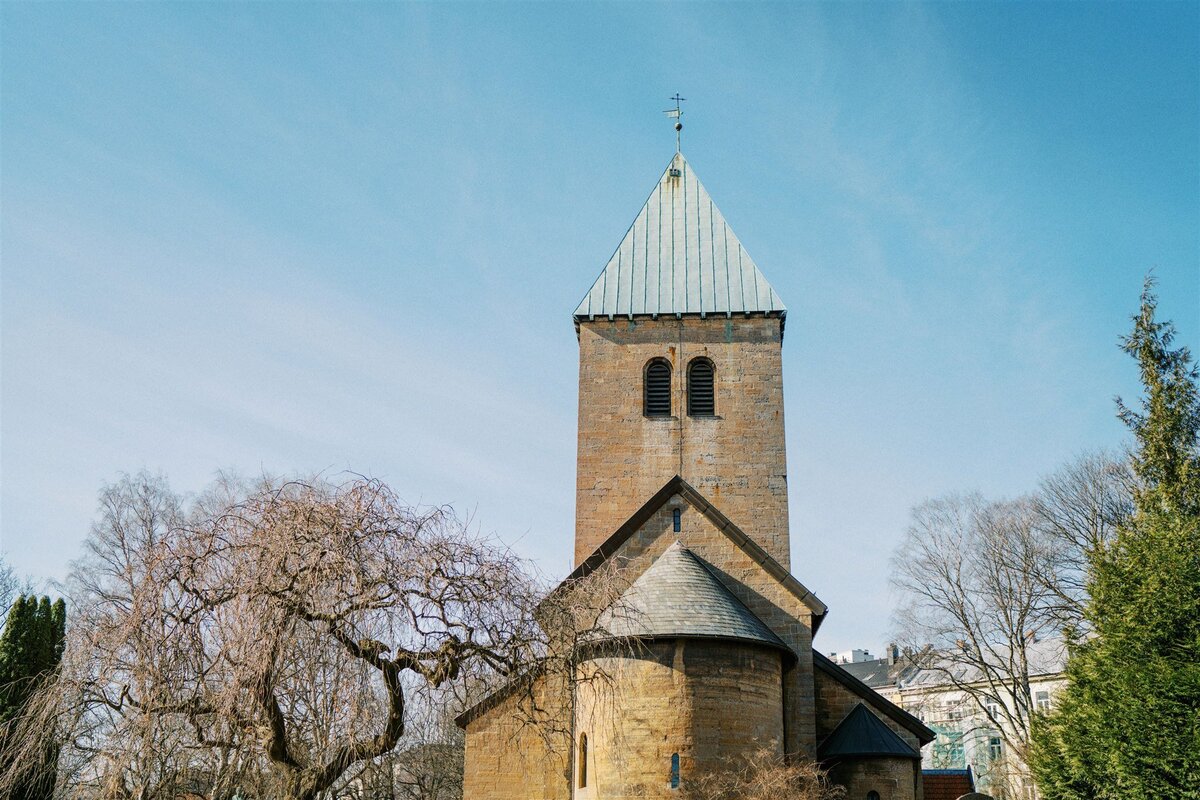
[594,541,787,650]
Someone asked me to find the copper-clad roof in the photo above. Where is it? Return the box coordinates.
[574,152,785,321]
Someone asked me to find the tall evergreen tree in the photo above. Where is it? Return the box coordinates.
[0,595,35,722]
[1030,279,1200,798]
[0,594,68,800]
[50,599,66,664]
[35,597,53,679]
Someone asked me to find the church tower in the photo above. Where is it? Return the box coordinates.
[573,152,791,568]
[459,146,935,800]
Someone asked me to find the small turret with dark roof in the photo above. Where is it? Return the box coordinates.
[818,703,921,760]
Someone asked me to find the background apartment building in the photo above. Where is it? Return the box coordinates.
[831,643,1065,800]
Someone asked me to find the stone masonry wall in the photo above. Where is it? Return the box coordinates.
[461,674,571,800]
[826,756,921,800]
[575,315,789,568]
[575,639,784,800]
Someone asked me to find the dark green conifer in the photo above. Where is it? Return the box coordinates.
[35,597,53,675]
[50,599,65,663]
[0,595,34,722]
[1030,279,1200,799]
[0,594,68,800]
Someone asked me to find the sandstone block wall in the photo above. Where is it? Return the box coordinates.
[575,639,784,800]
[826,756,921,800]
[575,315,789,568]
[461,674,571,800]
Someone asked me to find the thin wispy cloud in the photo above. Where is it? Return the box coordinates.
[3,2,1195,653]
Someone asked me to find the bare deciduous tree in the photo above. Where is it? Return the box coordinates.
[893,494,1056,754]
[889,451,1133,794]
[0,557,18,615]
[1029,452,1133,631]
[1,472,553,800]
[380,695,464,800]
[0,555,38,617]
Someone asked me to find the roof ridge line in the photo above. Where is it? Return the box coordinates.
[556,475,827,628]
[572,152,681,320]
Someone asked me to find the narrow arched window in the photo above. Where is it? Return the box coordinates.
[687,358,715,416]
[645,359,672,417]
[670,752,680,788]
[672,508,681,532]
[578,733,588,787]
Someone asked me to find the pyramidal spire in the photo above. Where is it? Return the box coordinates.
[574,152,785,321]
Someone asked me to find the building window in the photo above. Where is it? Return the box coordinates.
[670,752,680,789]
[989,736,1003,761]
[645,359,672,416]
[867,793,881,800]
[578,733,588,788]
[932,730,965,768]
[672,508,681,532]
[687,358,715,416]
[1035,690,1051,712]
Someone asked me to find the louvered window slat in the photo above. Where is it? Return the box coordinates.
[645,361,672,416]
[688,359,715,416]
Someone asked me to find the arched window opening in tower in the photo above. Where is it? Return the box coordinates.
[578,733,588,788]
[672,508,681,532]
[670,752,680,788]
[687,358,715,416]
[867,791,880,800]
[644,359,672,416]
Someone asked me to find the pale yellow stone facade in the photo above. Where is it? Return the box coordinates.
[574,316,790,569]
[461,677,571,799]
[575,640,784,799]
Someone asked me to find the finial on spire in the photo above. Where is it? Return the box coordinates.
[664,93,686,152]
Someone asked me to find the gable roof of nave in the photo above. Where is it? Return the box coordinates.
[814,650,936,745]
[562,474,828,632]
[458,478,924,735]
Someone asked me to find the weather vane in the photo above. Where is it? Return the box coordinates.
[664,93,686,152]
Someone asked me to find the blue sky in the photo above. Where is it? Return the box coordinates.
[2,2,1197,654]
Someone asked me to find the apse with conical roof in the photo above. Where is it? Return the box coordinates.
[594,541,787,650]
[573,152,792,569]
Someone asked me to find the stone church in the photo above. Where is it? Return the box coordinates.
[457,151,935,799]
